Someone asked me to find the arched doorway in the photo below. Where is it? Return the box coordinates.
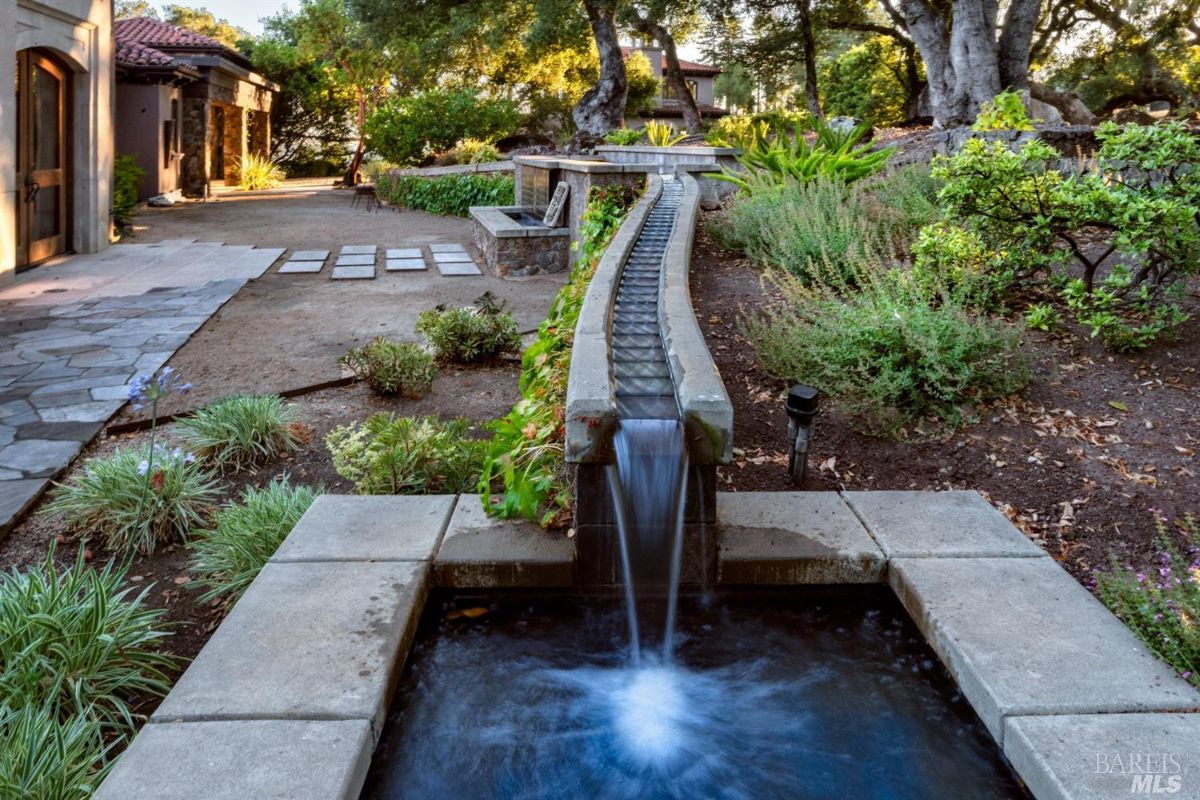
[14,49,70,270]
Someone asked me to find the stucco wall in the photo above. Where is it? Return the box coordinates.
[2,0,113,283]
[116,82,184,200]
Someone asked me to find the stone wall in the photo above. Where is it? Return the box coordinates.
[471,218,570,278]
[180,98,210,197]
[222,105,247,182]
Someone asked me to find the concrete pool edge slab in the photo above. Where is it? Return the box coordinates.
[95,490,1200,800]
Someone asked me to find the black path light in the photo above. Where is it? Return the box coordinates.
[785,384,820,485]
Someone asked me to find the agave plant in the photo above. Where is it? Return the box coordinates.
[717,118,894,192]
[643,121,688,147]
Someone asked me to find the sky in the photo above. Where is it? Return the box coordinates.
[165,0,285,35]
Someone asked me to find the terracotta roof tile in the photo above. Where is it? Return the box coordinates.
[115,17,225,52]
[620,47,721,76]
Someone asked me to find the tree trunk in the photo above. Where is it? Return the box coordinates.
[345,89,367,186]
[901,0,1041,129]
[630,15,702,132]
[798,0,822,118]
[572,0,628,143]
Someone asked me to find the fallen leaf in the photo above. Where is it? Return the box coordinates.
[1108,400,1129,412]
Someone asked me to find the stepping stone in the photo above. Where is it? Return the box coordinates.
[429,243,466,253]
[335,254,375,267]
[436,260,482,277]
[432,252,474,264]
[289,250,329,261]
[386,248,422,259]
[278,261,324,274]
[386,259,426,272]
[330,266,375,280]
[340,245,377,255]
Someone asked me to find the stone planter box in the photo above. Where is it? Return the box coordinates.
[469,205,569,277]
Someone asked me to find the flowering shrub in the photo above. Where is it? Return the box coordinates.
[327,415,485,495]
[1096,513,1200,686]
[416,293,521,363]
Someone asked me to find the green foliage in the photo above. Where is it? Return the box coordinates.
[189,480,320,608]
[234,153,286,191]
[705,116,771,149]
[743,249,1029,437]
[717,118,893,191]
[452,138,502,165]
[416,293,521,363]
[643,120,688,147]
[327,415,485,495]
[910,222,1009,308]
[713,62,754,111]
[480,183,640,526]
[822,37,912,126]
[339,337,436,398]
[930,124,1200,350]
[1024,303,1060,331]
[43,446,219,556]
[0,551,177,730]
[972,89,1035,131]
[1096,514,1200,686]
[112,154,144,230]
[375,173,515,217]
[0,702,108,800]
[605,128,645,146]
[624,50,662,116]
[177,394,301,470]
[365,89,521,166]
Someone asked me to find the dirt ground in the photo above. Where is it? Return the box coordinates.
[691,219,1200,583]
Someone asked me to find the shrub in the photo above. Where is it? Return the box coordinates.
[327,415,486,495]
[604,128,644,146]
[706,116,772,150]
[1025,303,1060,331]
[417,292,521,363]
[0,551,176,729]
[972,89,1035,131]
[112,154,144,230]
[868,164,940,232]
[365,89,521,166]
[340,337,436,398]
[743,250,1029,436]
[43,445,219,555]
[177,394,301,471]
[234,153,286,191]
[1096,514,1200,686]
[910,222,1009,307]
[452,138,502,165]
[643,120,687,147]
[375,173,515,218]
[480,183,640,525]
[821,37,910,126]
[0,703,109,800]
[717,117,893,191]
[189,480,320,608]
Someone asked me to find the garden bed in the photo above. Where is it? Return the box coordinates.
[691,220,1200,584]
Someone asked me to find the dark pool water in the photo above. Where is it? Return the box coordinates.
[362,589,1029,800]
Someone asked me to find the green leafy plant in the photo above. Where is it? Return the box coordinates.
[705,116,773,151]
[111,154,144,231]
[1024,303,1060,331]
[972,89,1035,132]
[327,415,486,494]
[643,121,688,147]
[604,128,644,146]
[480,182,640,526]
[0,702,109,800]
[44,445,219,555]
[189,480,320,608]
[177,394,301,471]
[717,117,893,191]
[452,138,501,164]
[375,173,515,217]
[339,337,436,398]
[742,248,1029,436]
[234,152,286,190]
[364,89,521,166]
[1096,514,1200,686]
[416,292,521,363]
[0,551,177,730]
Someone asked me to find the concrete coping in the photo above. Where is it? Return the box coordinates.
[387,160,515,178]
[468,205,569,240]
[512,154,656,174]
[595,144,740,157]
[565,174,663,463]
[660,171,734,465]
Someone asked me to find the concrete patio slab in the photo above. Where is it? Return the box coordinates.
[890,556,1200,742]
[386,248,422,259]
[271,495,455,563]
[278,261,324,274]
[435,500,575,588]
[844,490,1045,558]
[429,243,466,253]
[152,560,428,732]
[331,266,376,280]
[386,258,427,271]
[716,492,885,584]
[94,719,372,800]
[334,254,376,267]
[436,261,483,277]
[290,250,330,261]
[1003,713,1200,800]
[432,251,474,263]
[340,245,377,255]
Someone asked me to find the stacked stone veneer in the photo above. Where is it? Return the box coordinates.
[470,210,570,278]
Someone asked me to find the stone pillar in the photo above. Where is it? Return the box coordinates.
[248,110,270,158]
[222,106,248,183]
[180,97,211,197]
[0,18,17,284]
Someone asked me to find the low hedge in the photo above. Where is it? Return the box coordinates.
[376,173,515,218]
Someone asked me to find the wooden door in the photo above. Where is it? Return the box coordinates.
[15,50,69,269]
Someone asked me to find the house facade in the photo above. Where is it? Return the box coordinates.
[1,0,114,282]
[115,18,278,201]
[624,46,727,127]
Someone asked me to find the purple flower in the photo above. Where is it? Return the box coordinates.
[137,459,150,476]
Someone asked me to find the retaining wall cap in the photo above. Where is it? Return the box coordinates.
[596,145,740,157]
[565,174,663,463]
[270,494,456,563]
